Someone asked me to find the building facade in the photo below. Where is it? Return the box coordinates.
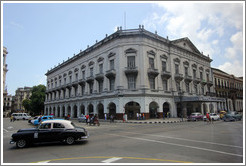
[45,26,221,119]
[212,68,243,113]
[14,87,32,112]
[3,46,12,117]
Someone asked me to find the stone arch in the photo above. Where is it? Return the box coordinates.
[149,101,159,119]
[125,101,141,120]
[108,102,116,116]
[73,104,78,118]
[97,103,104,119]
[80,104,85,116]
[88,104,94,114]
[163,102,170,118]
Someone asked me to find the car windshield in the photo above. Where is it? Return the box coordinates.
[71,122,79,128]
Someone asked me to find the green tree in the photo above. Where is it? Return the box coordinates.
[30,84,46,115]
[22,99,31,112]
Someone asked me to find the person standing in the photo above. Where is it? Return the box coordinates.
[206,112,210,124]
[104,113,107,121]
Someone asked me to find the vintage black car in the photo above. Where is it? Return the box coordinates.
[10,120,89,148]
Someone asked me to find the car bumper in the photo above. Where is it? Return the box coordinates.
[9,140,15,144]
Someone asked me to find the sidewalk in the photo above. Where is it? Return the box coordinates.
[100,118,187,124]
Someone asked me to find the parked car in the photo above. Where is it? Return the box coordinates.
[203,113,220,121]
[78,115,86,123]
[31,115,64,125]
[10,120,89,148]
[223,114,236,122]
[229,112,242,121]
[11,113,31,120]
[187,112,203,121]
[28,115,41,123]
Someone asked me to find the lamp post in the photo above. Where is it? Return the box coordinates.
[178,87,184,121]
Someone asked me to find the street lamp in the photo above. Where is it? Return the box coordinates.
[178,87,184,121]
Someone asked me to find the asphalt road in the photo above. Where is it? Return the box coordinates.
[2,118,244,164]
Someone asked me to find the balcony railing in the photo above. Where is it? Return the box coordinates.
[86,76,94,83]
[124,66,138,76]
[95,73,104,81]
[184,75,192,82]
[174,73,183,81]
[105,69,116,78]
[161,70,171,79]
[147,68,159,77]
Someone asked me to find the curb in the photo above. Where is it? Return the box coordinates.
[114,120,188,124]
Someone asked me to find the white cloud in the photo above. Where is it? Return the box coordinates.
[225,31,243,59]
[10,21,24,29]
[217,60,243,77]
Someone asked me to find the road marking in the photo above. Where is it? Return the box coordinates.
[7,126,13,129]
[102,157,122,163]
[32,156,192,163]
[109,134,243,158]
[122,131,243,149]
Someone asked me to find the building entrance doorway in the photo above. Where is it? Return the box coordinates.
[163,102,170,118]
[108,102,116,116]
[125,101,140,120]
[149,102,159,118]
[97,103,104,119]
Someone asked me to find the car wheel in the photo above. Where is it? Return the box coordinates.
[16,139,27,148]
[65,137,75,145]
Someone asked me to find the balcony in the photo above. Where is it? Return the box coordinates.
[174,73,183,81]
[95,73,104,81]
[161,71,171,79]
[78,78,86,85]
[105,69,116,78]
[147,68,159,77]
[193,77,201,84]
[200,79,207,85]
[86,76,94,83]
[206,92,216,97]
[124,67,138,76]
[184,75,192,82]
[72,80,79,87]
[207,80,213,86]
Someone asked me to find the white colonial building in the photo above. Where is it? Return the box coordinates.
[44,26,222,119]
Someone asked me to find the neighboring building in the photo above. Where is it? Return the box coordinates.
[212,68,243,113]
[3,46,12,117]
[14,87,32,112]
[44,26,222,119]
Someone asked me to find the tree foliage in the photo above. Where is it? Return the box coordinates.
[30,84,46,115]
[22,99,31,112]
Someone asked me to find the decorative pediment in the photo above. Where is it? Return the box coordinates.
[74,68,79,72]
[97,57,104,62]
[171,37,201,54]
[81,64,86,69]
[68,71,72,75]
[108,52,115,58]
[59,75,62,79]
[183,61,189,66]
[147,50,156,56]
[192,64,197,69]
[63,73,67,77]
[206,69,210,73]
[51,79,53,82]
[54,77,57,81]
[88,61,94,66]
[160,54,168,60]
[125,48,137,54]
[173,58,180,63]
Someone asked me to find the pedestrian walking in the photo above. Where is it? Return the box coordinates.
[85,114,89,125]
[10,115,14,122]
[163,112,165,120]
[136,113,139,120]
[206,112,211,124]
[110,114,114,123]
[104,113,107,121]
[167,112,170,119]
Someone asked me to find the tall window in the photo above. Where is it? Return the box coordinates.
[201,85,204,95]
[176,81,180,91]
[194,84,197,94]
[75,86,78,96]
[149,57,154,69]
[127,56,135,68]
[184,67,188,76]
[175,64,179,74]
[81,85,85,95]
[128,75,136,90]
[200,71,203,80]
[59,80,61,86]
[69,76,72,83]
[149,77,155,89]
[75,73,78,81]
[162,61,167,72]
[90,68,93,77]
[89,82,93,94]
[193,69,196,78]
[109,78,115,91]
[206,73,209,81]
[98,81,103,93]
[99,64,103,73]
[82,71,85,79]
[163,79,168,91]
[110,59,114,70]
[185,82,190,93]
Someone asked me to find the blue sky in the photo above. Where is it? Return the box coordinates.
[2,2,244,95]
